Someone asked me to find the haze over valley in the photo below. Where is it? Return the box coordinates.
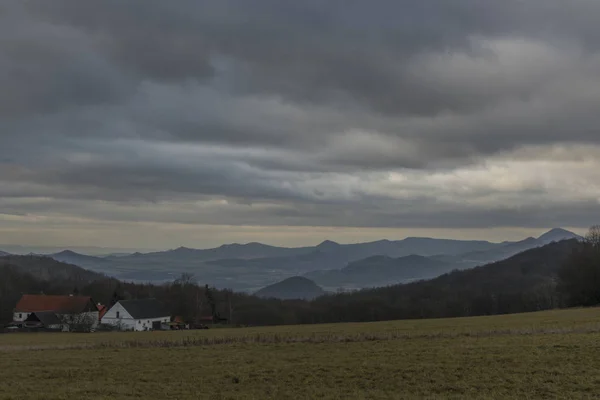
[1,228,580,295]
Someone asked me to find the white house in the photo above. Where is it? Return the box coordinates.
[101,298,170,331]
[13,294,100,331]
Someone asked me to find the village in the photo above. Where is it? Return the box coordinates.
[4,294,221,333]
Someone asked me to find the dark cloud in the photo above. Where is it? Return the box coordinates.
[2,0,600,242]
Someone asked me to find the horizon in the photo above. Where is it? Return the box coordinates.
[0,226,585,255]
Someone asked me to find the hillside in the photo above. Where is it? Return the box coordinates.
[4,308,600,399]
[0,239,584,326]
[255,277,326,300]
[0,256,110,323]
[49,250,113,273]
[434,229,582,268]
[306,239,580,323]
[0,255,107,282]
[305,254,454,289]
[538,228,583,244]
[31,228,580,292]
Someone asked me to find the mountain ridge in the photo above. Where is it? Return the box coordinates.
[36,228,581,292]
[255,276,326,300]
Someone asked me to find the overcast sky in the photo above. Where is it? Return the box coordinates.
[1,1,598,249]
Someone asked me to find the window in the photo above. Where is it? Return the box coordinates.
[116,311,120,319]
[18,313,22,319]
[138,320,141,324]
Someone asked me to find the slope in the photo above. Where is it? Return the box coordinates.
[0,255,107,282]
[305,254,455,289]
[50,250,113,270]
[435,228,582,267]
[255,277,326,300]
[307,239,581,323]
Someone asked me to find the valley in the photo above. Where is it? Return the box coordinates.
[13,228,580,296]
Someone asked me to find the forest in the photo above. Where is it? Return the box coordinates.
[1,233,598,327]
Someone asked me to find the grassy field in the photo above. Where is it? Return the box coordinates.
[2,308,600,399]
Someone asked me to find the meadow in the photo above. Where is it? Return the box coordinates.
[2,308,600,399]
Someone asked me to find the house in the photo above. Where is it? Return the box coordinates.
[97,304,108,321]
[101,299,170,331]
[23,312,68,331]
[13,294,100,331]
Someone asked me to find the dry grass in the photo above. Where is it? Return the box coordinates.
[2,308,600,399]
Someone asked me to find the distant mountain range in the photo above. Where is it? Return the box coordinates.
[2,239,581,326]
[255,276,326,300]
[12,227,581,292]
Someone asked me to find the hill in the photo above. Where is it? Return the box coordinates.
[537,228,582,243]
[434,228,582,268]
[50,250,112,270]
[305,239,581,323]
[305,254,454,289]
[109,242,312,263]
[4,227,581,293]
[255,277,326,300]
[0,239,583,326]
[4,308,600,399]
[0,255,110,323]
[0,255,107,282]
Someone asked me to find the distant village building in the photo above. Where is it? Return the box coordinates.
[23,311,68,331]
[97,304,108,320]
[101,299,170,331]
[13,294,100,331]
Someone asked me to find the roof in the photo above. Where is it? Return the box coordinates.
[15,294,96,314]
[25,311,63,326]
[97,304,108,320]
[118,299,169,319]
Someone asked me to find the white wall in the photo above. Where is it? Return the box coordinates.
[135,317,170,332]
[101,302,136,330]
[101,302,169,331]
[13,312,30,322]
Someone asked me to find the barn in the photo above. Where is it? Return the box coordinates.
[23,311,68,331]
[13,294,100,331]
[101,299,170,331]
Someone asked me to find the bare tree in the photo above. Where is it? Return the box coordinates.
[175,273,195,286]
[64,313,97,333]
[585,225,600,248]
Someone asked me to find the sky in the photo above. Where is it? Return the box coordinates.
[1,1,599,250]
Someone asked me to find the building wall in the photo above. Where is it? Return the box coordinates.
[101,302,169,331]
[101,302,135,330]
[135,317,171,332]
[13,312,31,322]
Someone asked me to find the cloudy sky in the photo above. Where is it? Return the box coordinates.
[1,1,599,250]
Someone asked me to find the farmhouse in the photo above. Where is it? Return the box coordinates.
[101,299,170,331]
[13,294,100,331]
[23,311,67,331]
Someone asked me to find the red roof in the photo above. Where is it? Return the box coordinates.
[14,295,96,314]
[97,304,108,320]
